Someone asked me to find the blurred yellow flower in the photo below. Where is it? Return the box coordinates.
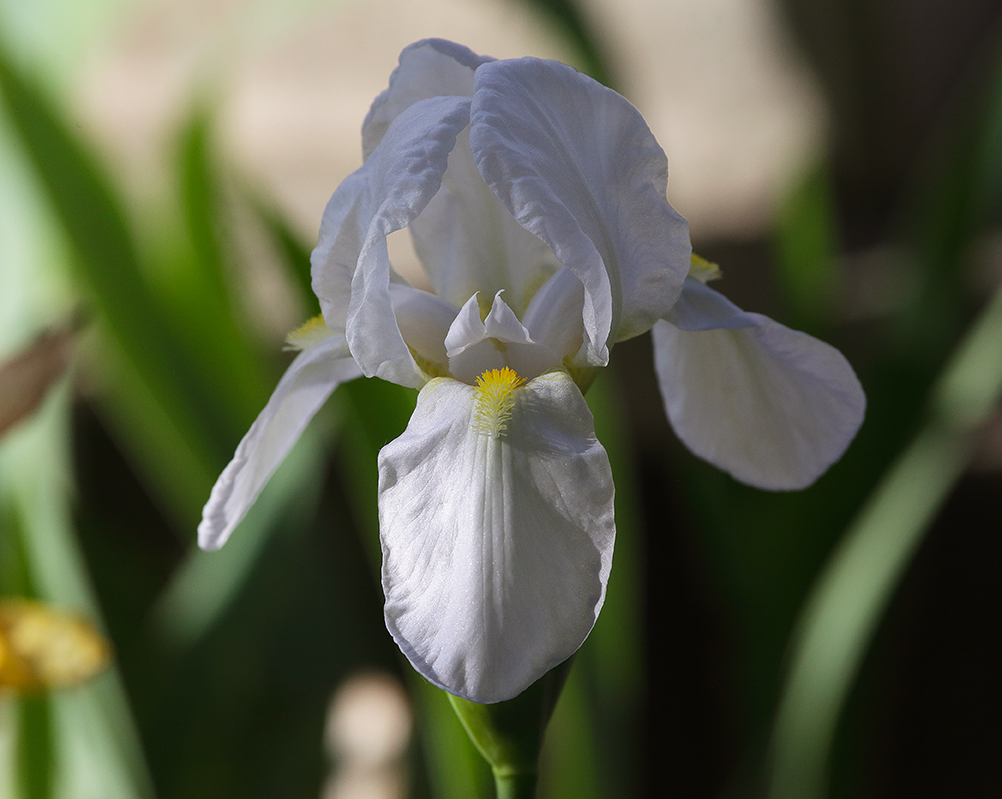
[0,599,111,692]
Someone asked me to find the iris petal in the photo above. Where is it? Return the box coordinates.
[410,126,563,314]
[522,267,585,361]
[199,334,361,550]
[362,38,490,159]
[362,42,562,313]
[312,95,472,388]
[390,283,457,375]
[470,57,691,363]
[378,371,615,703]
[445,293,560,383]
[652,281,865,490]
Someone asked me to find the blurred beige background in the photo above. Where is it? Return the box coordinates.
[52,0,826,243]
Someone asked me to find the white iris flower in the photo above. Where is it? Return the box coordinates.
[198,40,865,704]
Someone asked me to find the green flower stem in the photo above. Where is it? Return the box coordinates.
[447,658,575,798]
[493,772,539,799]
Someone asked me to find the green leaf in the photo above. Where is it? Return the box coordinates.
[774,163,840,332]
[0,47,234,525]
[159,109,274,429]
[410,680,491,799]
[768,32,1002,799]
[15,695,53,799]
[768,268,1002,799]
[580,373,645,796]
[147,430,326,652]
[1,388,155,799]
[241,187,316,309]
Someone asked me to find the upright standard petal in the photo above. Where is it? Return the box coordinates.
[470,57,691,363]
[365,39,561,328]
[199,334,361,551]
[362,38,490,159]
[378,370,615,703]
[653,280,865,490]
[410,126,562,315]
[310,167,372,333]
[312,95,472,388]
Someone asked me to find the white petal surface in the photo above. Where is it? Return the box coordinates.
[410,126,563,315]
[483,290,534,344]
[662,276,759,332]
[362,39,490,159]
[390,283,457,375]
[445,292,560,383]
[357,40,559,311]
[470,57,691,362]
[443,292,488,357]
[378,371,615,703]
[312,95,471,388]
[652,282,865,490]
[522,267,585,361]
[199,334,361,551]
[310,167,370,333]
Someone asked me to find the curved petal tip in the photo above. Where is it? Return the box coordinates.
[653,313,865,491]
[199,337,360,551]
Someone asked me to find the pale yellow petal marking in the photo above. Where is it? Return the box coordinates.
[473,367,524,438]
[285,315,332,351]
[688,253,722,284]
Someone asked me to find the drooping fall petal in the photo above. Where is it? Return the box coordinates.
[377,370,615,703]
[652,280,865,490]
[199,334,361,550]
